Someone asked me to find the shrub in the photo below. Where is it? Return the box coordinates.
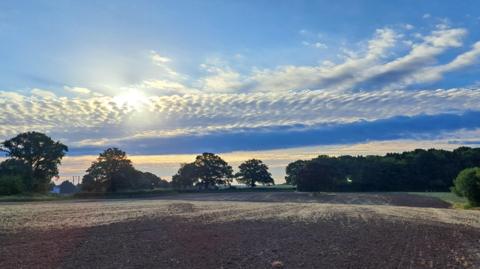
[0,175,25,195]
[452,167,480,206]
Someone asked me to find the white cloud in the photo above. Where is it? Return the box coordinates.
[31,88,57,98]
[64,86,91,95]
[1,87,480,145]
[150,50,171,65]
[303,41,328,49]
[233,26,478,93]
[140,79,200,95]
[197,60,245,92]
[313,42,328,49]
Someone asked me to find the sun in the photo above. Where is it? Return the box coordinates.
[113,89,148,109]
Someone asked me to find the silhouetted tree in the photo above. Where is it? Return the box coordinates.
[286,147,480,192]
[1,132,68,192]
[192,153,233,189]
[296,156,343,192]
[285,160,307,185]
[171,163,197,189]
[82,148,137,192]
[141,172,170,189]
[0,159,31,189]
[0,175,24,195]
[236,159,274,187]
[58,180,78,194]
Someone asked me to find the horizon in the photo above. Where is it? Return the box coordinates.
[1,0,480,182]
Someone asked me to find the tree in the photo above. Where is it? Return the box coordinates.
[0,159,31,188]
[285,160,307,186]
[171,163,197,189]
[58,180,78,194]
[192,153,233,189]
[452,167,480,206]
[236,159,274,187]
[0,175,24,195]
[82,148,137,192]
[296,156,343,192]
[141,172,170,189]
[1,132,68,192]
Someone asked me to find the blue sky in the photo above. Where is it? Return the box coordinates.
[1,1,480,180]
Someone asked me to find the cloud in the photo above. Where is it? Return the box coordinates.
[198,64,244,92]
[139,79,200,95]
[64,86,91,95]
[302,41,328,49]
[239,27,400,92]
[168,25,477,94]
[2,23,480,158]
[1,87,480,153]
[150,50,171,65]
[69,24,478,96]
[31,88,57,99]
[83,111,480,154]
[245,27,478,92]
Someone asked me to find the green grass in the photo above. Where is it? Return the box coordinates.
[0,193,73,202]
[408,192,476,209]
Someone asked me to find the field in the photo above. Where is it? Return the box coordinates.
[1,192,480,268]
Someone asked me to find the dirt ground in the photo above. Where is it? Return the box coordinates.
[1,192,480,269]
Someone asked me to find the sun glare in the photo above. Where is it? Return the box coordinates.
[113,90,148,109]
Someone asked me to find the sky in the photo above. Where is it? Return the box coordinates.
[1,0,480,182]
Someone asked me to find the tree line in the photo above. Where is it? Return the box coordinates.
[1,132,479,206]
[286,147,480,192]
[0,132,274,195]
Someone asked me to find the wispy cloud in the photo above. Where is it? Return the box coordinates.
[1,87,480,153]
[1,23,480,156]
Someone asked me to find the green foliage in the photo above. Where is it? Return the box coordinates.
[236,159,274,187]
[452,167,480,206]
[1,132,68,193]
[171,163,197,189]
[285,160,307,185]
[171,153,233,189]
[142,172,170,188]
[82,148,166,192]
[193,153,233,188]
[0,175,25,195]
[58,181,78,194]
[0,159,31,189]
[287,147,480,192]
[296,156,343,192]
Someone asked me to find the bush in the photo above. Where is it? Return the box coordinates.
[0,175,25,195]
[452,167,480,206]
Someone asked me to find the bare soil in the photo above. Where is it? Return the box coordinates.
[1,192,479,269]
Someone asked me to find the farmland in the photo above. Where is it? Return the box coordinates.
[1,192,480,268]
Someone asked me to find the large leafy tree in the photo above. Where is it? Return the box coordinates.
[82,148,137,192]
[171,163,197,189]
[82,148,165,192]
[192,153,233,189]
[1,132,68,192]
[285,160,308,186]
[296,156,343,192]
[142,172,170,188]
[236,159,274,187]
